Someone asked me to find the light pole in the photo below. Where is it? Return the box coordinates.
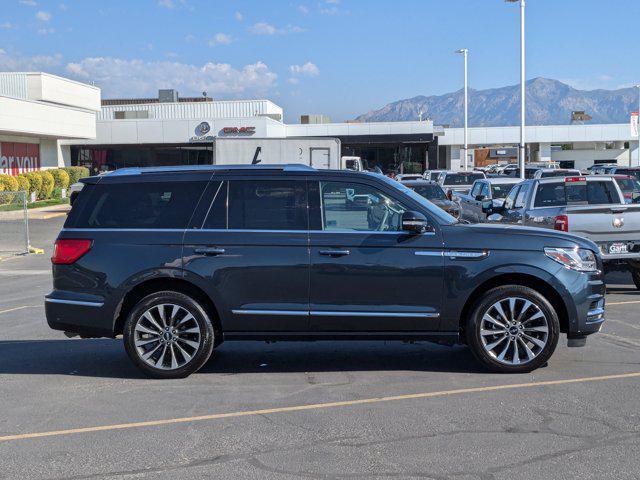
[455,48,469,171]
[636,85,640,167]
[507,0,526,179]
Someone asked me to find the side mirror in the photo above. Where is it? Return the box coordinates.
[487,213,503,222]
[401,211,431,234]
[475,194,485,202]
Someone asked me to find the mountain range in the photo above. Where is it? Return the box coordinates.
[354,78,638,126]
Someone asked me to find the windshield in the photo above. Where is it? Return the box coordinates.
[409,184,447,200]
[443,173,484,185]
[371,173,457,224]
[491,184,516,199]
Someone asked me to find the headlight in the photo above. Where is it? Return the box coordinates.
[544,247,598,272]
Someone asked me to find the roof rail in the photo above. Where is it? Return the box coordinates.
[106,164,316,176]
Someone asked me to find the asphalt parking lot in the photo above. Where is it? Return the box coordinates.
[1,216,640,479]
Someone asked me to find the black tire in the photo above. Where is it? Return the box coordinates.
[631,268,640,290]
[466,285,559,373]
[123,291,215,379]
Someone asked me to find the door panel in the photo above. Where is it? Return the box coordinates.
[309,180,444,332]
[310,148,330,169]
[182,178,311,332]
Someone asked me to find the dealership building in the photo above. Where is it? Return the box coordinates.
[0,72,100,175]
[1,72,638,175]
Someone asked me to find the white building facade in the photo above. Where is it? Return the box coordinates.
[0,72,100,175]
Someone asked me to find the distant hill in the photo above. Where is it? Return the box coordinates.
[355,78,637,126]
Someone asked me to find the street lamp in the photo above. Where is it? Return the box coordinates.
[506,0,526,179]
[455,48,469,171]
[635,85,640,167]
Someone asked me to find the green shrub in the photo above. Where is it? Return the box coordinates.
[62,166,90,186]
[24,172,43,197]
[15,175,30,194]
[0,174,19,192]
[0,174,19,205]
[50,169,70,190]
[39,170,55,199]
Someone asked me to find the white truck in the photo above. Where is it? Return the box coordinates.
[213,138,363,170]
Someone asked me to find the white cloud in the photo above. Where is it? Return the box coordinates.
[19,0,38,6]
[289,61,319,77]
[184,34,196,42]
[37,27,55,35]
[165,51,178,58]
[0,49,62,71]
[157,0,175,8]
[208,32,233,46]
[249,22,304,35]
[326,0,340,3]
[1,22,16,29]
[234,11,243,21]
[157,0,189,9]
[59,3,68,10]
[287,77,299,85]
[298,4,309,14]
[64,57,278,98]
[35,10,51,21]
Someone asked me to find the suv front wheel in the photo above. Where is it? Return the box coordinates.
[466,285,559,373]
[123,291,215,379]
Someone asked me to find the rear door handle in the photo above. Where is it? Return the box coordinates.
[194,247,226,256]
[319,249,350,257]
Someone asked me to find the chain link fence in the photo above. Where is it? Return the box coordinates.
[0,191,29,256]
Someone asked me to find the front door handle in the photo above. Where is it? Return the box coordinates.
[194,247,226,256]
[319,249,350,257]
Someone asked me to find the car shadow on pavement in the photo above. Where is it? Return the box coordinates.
[0,338,484,378]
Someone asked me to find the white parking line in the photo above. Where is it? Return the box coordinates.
[607,300,640,306]
[606,318,640,330]
[0,305,40,315]
[0,270,51,276]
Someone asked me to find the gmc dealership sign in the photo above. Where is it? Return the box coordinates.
[0,142,40,175]
[222,126,255,135]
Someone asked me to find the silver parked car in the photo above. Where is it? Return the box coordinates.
[485,175,640,288]
[437,171,486,197]
[456,177,522,223]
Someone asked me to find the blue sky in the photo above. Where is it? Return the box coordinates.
[1,0,639,122]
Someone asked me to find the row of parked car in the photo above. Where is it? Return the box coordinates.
[397,166,640,288]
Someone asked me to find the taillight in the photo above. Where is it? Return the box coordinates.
[554,215,569,232]
[51,239,92,264]
[447,190,453,200]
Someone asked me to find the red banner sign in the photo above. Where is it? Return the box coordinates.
[0,142,40,175]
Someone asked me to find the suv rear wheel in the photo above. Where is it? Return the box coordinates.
[123,291,215,379]
[466,285,559,373]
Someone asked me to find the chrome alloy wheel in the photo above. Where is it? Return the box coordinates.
[133,303,202,370]
[479,297,549,366]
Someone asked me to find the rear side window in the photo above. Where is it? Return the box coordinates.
[227,180,307,230]
[70,181,207,229]
[514,183,530,208]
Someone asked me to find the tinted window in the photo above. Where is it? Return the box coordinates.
[534,183,566,207]
[491,184,514,199]
[480,183,490,198]
[540,170,580,178]
[534,180,620,207]
[227,180,307,230]
[409,184,446,200]
[320,181,407,231]
[202,181,227,229]
[614,169,640,181]
[443,173,484,185]
[470,182,483,196]
[72,181,206,229]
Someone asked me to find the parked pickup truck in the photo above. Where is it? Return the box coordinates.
[484,175,640,288]
[437,171,486,197]
[456,177,521,223]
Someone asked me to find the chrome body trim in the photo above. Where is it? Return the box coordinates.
[45,297,104,307]
[231,309,439,318]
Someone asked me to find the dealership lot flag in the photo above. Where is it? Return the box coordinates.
[632,112,639,138]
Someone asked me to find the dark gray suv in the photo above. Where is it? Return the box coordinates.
[46,165,605,378]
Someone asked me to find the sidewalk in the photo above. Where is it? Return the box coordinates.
[0,203,70,221]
